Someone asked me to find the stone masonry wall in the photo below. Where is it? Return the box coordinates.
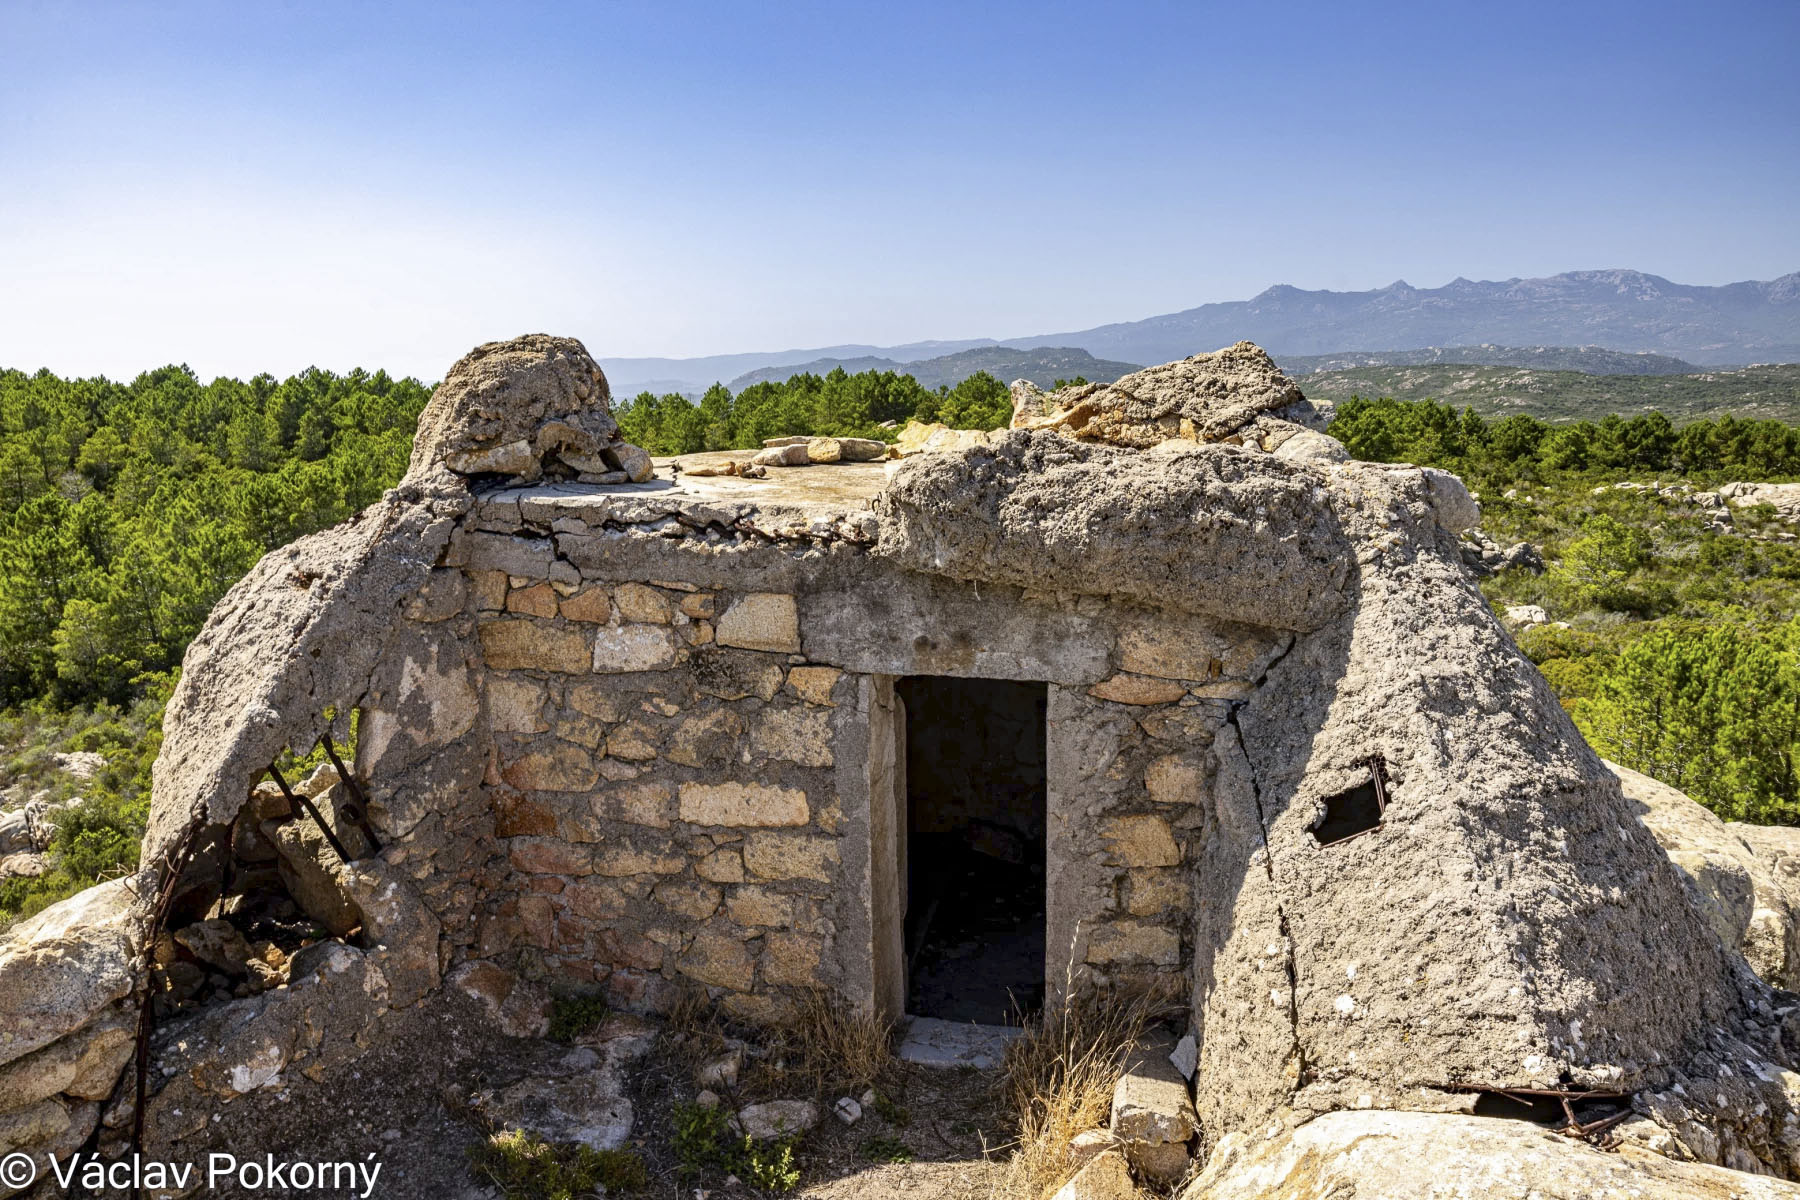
[341,481,1289,1022]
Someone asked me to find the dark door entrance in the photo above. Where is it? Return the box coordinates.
[897,676,1047,1023]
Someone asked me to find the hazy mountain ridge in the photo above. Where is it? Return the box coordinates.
[1298,362,1800,424]
[597,269,1800,395]
[727,346,1140,392]
[1279,344,1700,376]
[1012,270,1800,367]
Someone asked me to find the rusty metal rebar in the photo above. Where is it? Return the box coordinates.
[268,762,352,863]
[320,732,381,854]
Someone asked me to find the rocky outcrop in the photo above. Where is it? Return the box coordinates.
[1618,761,1800,992]
[1722,481,1800,522]
[0,876,150,1192]
[1008,341,1326,450]
[1460,528,1545,576]
[408,334,652,485]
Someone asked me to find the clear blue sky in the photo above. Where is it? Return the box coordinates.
[3,0,1796,380]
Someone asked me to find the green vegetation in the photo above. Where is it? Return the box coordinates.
[0,363,426,924]
[1303,362,1800,425]
[547,993,610,1043]
[0,674,172,923]
[0,364,428,705]
[615,368,1013,456]
[1332,395,1800,824]
[467,1129,646,1199]
[670,1101,802,1195]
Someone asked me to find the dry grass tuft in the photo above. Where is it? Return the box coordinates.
[995,959,1181,1200]
[767,988,897,1094]
[655,982,730,1077]
[657,986,897,1101]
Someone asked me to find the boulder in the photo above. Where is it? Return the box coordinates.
[267,816,362,938]
[1008,342,1325,449]
[0,807,35,856]
[1050,1148,1138,1200]
[0,875,149,1069]
[876,431,1354,632]
[475,1030,653,1152]
[752,444,810,468]
[837,437,890,462]
[409,334,616,483]
[893,422,992,456]
[1730,821,1800,991]
[172,918,253,976]
[1271,429,1349,465]
[0,1096,100,1200]
[0,852,46,880]
[736,1099,819,1141]
[1504,604,1549,627]
[1615,761,1800,989]
[0,1012,134,1113]
[1110,1031,1195,1186]
[477,1063,635,1151]
[1181,1110,1800,1200]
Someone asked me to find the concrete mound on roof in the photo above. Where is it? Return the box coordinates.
[1008,340,1327,449]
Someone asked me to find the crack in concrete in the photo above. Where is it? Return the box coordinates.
[1223,632,1307,1087]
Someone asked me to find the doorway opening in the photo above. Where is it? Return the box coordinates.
[897,675,1047,1024]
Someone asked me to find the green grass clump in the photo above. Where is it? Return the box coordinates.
[467,1129,645,1199]
[671,1102,802,1195]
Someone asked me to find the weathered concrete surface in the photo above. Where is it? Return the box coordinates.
[142,487,464,865]
[1198,452,1773,1163]
[408,333,643,483]
[874,431,1354,631]
[896,1017,1021,1070]
[1183,1110,1800,1199]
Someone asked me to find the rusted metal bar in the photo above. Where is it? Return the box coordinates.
[268,762,352,863]
[1368,754,1389,815]
[131,807,212,1153]
[319,733,381,855]
[1488,1087,1625,1100]
[1572,1108,1634,1141]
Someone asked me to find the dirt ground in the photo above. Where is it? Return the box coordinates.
[130,989,1013,1200]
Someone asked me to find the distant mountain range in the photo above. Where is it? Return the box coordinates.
[597,270,1799,395]
[726,346,1141,392]
[1279,345,1700,376]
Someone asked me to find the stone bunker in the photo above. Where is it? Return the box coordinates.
[10,334,1800,1192]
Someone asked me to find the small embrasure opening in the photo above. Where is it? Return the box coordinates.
[1311,756,1390,846]
[897,675,1047,1024]
[1469,1089,1630,1133]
